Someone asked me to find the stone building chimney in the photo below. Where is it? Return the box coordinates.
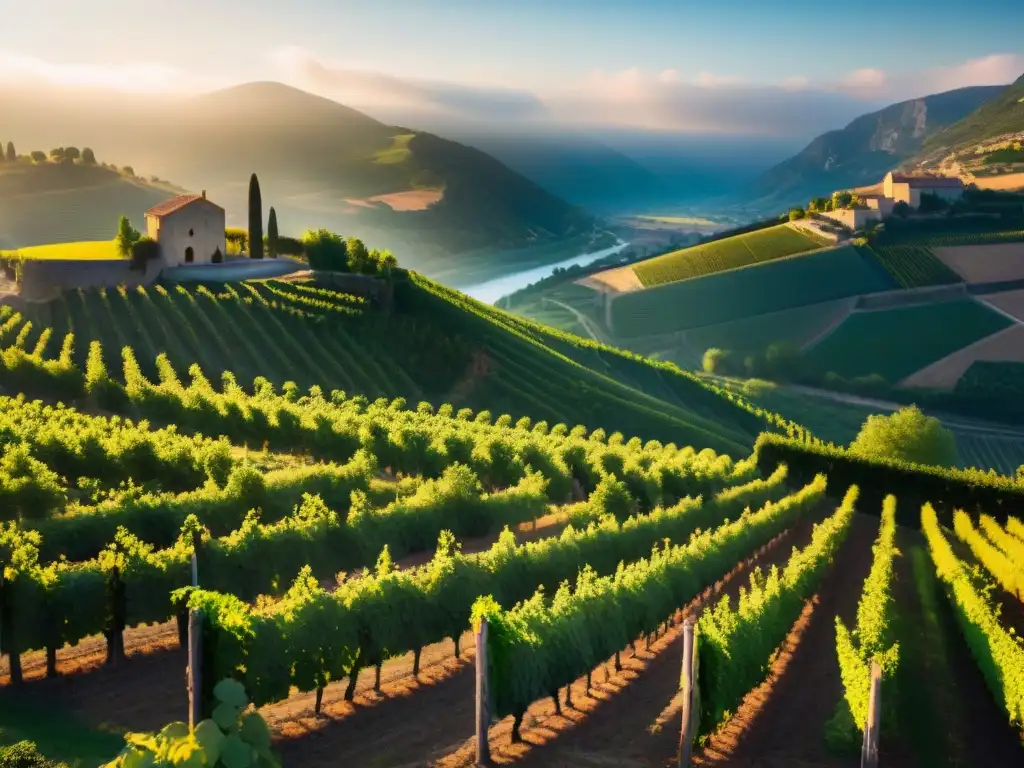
[201,190,206,199]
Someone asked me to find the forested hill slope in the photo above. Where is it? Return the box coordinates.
[8,272,782,458]
[753,85,1004,205]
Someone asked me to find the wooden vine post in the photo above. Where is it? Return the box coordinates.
[677,619,698,767]
[861,660,882,768]
[475,617,492,766]
[187,541,203,729]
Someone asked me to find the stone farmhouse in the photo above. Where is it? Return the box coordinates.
[821,172,965,230]
[14,190,297,302]
[145,191,226,267]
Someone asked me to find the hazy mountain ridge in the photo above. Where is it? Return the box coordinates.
[920,72,1024,154]
[753,85,1004,206]
[0,81,593,274]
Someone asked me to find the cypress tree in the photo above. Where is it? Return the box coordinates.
[267,207,279,258]
[248,173,264,259]
[6,142,14,162]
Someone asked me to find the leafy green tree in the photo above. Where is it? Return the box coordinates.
[702,347,740,376]
[81,147,96,165]
[371,248,398,274]
[346,236,372,273]
[275,235,304,256]
[122,166,134,176]
[63,146,80,162]
[5,142,14,162]
[266,206,279,258]
[832,191,853,209]
[891,201,910,219]
[48,147,64,162]
[788,207,806,221]
[114,215,141,259]
[849,406,956,467]
[29,151,46,163]
[248,173,264,259]
[225,228,248,255]
[302,229,347,271]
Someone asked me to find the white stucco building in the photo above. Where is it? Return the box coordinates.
[145,192,226,267]
[882,172,965,208]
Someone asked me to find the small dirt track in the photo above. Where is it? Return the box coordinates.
[694,511,878,768]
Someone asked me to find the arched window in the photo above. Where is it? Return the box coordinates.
[185,246,194,263]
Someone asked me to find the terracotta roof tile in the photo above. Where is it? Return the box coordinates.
[145,194,223,218]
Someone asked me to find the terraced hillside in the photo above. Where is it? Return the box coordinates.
[12,275,768,457]
[632,223,829,288]
[806,300,1011,383]
[610,245,896,338]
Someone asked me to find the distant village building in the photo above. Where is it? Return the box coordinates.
[820,172,965,230]
[882,172,965,208]
[145,191,226,267]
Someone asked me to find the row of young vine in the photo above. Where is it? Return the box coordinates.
[696,484,858,736]
[0,443,757,679]
[466,473,829,741]
[921,504,1024,731]
[830,494,899,747]
[186,464,800,715]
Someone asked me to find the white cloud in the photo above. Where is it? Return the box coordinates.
[694,71,744,88]
[0,51,223,93]
[839,67,889,92]
[779,76,810,92]
[832,53,1024,100]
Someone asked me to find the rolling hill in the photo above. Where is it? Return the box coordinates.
[0,81,595,282]
[753,85,1005,206]
[0,160,184,250]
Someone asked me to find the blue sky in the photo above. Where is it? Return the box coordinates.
[6,0,1022,89]
[4,0,1023,135]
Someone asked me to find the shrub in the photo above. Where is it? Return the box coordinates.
[789,207,806,221]
[130,236,160,271]
[303,229,348,271]
[0,742,64,768]
[850,406,957,467]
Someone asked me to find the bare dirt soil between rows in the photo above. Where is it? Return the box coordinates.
[892,529,1024,767]
[692,510,877,768]
[423,501,837,767]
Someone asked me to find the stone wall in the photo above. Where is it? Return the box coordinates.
[18,257,163,302]
[310,271,394,311]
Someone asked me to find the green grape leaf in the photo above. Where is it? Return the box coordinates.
[238,712,271,750]
[212,701,240,731]
[158,722,190,741]
[220,733,254,768]
[167,739,204,766]
[194,719,226,763]
[213,678,249,708]
[119,749,156,768]
[125,733,161,751]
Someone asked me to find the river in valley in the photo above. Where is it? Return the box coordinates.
[461,240,629,305]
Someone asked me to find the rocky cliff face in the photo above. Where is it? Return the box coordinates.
[754,86,1003,206]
